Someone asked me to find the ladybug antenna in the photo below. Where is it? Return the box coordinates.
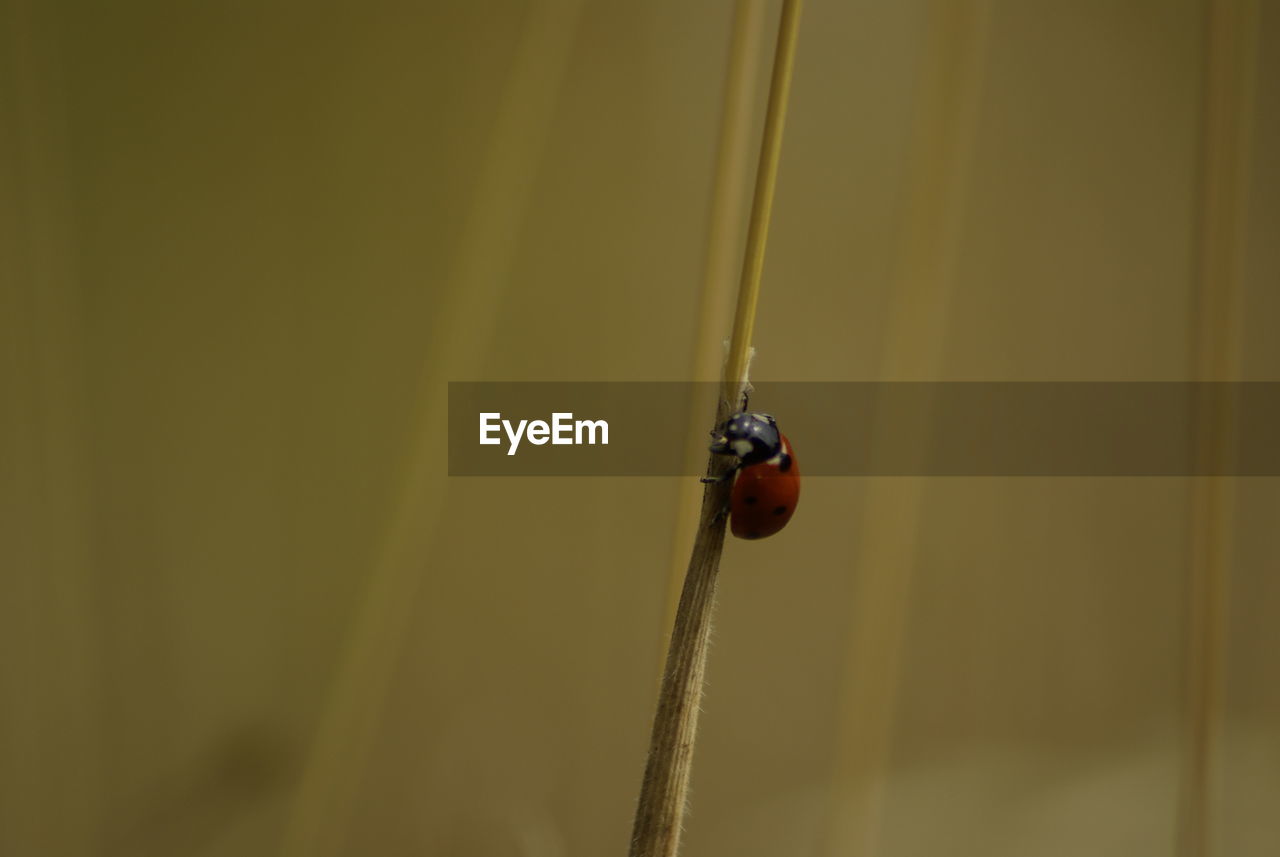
[739,347,756,410]
[720,342,756,413]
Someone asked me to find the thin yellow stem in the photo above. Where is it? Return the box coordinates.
[721,0,803,406]
[628,3,803,856]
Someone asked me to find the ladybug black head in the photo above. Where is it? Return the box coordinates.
[710,411,781,465]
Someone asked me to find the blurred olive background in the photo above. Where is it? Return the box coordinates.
[3,0,1278,855]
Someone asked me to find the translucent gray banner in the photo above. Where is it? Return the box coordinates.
[447,382,1280,476]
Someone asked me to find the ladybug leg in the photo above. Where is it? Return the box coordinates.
[700,465,737,485]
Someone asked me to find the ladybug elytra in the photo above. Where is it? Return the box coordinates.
[708,411,801,540]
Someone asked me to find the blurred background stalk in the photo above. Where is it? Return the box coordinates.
[1182,1,1259,855]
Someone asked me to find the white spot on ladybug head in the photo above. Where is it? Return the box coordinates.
[731,438,754,457]
[766,438,792,467]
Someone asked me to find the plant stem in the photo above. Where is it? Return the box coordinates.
[721,0,803,407]
[628,3,803,856]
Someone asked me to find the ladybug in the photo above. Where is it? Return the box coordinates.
[708,411,801,540]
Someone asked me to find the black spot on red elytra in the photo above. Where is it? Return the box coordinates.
[773,506,788,515]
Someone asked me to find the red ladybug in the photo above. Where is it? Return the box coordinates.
[709,412,801,540]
